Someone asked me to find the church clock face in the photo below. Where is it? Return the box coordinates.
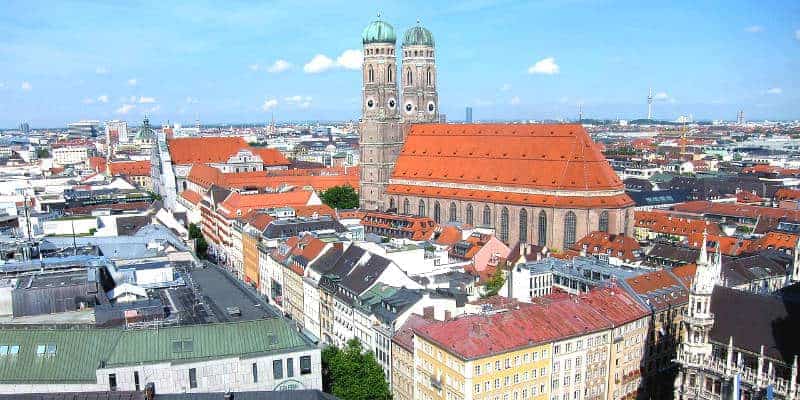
[427,101,436,113]
[405,102,414,114]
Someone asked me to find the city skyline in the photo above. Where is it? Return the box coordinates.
[1,0,799,128]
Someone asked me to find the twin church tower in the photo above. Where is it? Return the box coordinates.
[359,16,439,210]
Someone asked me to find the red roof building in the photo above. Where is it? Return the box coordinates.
[386,124,634,250]
[361,212,436,240]
[108,160,151,177]
[571,231,642,262]
[167,137,290,167]
[672,200,800,223]
[186,163,358,193]
[634,210,721,239]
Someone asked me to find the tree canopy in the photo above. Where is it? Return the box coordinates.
[320,185,359,210]
[322,338,391,400]
[483,267,506,297]
[188,223,208,258]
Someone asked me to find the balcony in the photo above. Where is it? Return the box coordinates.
[682,313,715,326]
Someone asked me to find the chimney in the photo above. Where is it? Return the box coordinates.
[423,306,434,319]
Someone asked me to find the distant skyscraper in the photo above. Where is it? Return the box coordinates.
[647,88,653,120]
[18,122,30,134]
[438,113,447,123]
[106,120,129,144]
[67,120,100,137]
[465,106,473,123]
[737,110,745,125]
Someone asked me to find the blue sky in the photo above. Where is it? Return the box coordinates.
[1,0,798,128]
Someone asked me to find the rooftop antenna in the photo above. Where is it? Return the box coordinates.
[647,88,653,120]
[578,102,583,123]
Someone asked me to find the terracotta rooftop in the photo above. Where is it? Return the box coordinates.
[745,231,798,253]
[672,200,800,221]
[686,233,751,256]
[180,189,202,206]
[392,314,435,353]
[625,269,688,311]
[187,163,357,192]
[391,124,623,192]
[87,157,107,173]
[108,160,151,177]
[635,210,721,236]
[167,137,290,166]
[572,231,641,261]
[775,188,800,201]
[361,211,437,241]
[218,191,313,218]
[415,287,647,360]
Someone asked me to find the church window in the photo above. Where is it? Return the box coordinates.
[426,67,432,86]
[599,211,609,233]
[403,199,410,215]
[538,211,547,247]
[519,209,528,244]
[418,200,426,217]
[434,201,441,223]
[500,207,509,243]
[407,69,413,86]
[483,206,492,227]
[389,198,395,211]
[564,211,577,248]
[387,65,393,83]
[368,65,374,83]
[449,202,457,222]
[466,204,474,226]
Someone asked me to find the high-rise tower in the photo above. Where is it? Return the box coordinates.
[401,21,438,123]
[359,16,403,211]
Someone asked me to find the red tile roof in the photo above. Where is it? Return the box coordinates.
[670,263,697,287]
[392,314,436,353]
[387,185,633,209]
[180,190,202,206]
[87,157,107,173]
[625,270,688,311]
[572,231,641,261]
[361,212,437,241]
[187,163,358,192]
[686,233,751,256]
[218,191,313,218]
[672,200,800,221]
[775,188,800,201]
[635,210,721,236]
[391,124,625,192]
[433,225,463,246]
[167,137,290,166]
[108,160,151,177]
[736,191,764,205]
[745,232,798,253]
[415,287,647,360]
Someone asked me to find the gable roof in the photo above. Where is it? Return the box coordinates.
[108,160,151,177]
[217,191,313,218]
[167,137,289,166]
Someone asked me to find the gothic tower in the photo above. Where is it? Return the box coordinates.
[674,229,722,399]
[359,16,404,211]
[401,21,438,123]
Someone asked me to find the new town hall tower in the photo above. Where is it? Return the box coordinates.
[359,17,438,210]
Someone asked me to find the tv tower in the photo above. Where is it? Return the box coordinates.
[647,88,653,120]
[578,102,583,122]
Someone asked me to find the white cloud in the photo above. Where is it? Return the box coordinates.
[528,57,559,75]
[97,95,109,103]
[21,81,32,91]
[248,64,260,71]
[335,49,362,70]
[267,59,291,73]
[304,49,362,74]
[285,95,312,108]
[765,87,782,95]
[116,104,136,114]
[261,98,278,112]
[744,25,763,33]
[500,83,512,92]
[653,92,670,100]
[138,96,156,104]
[127,78,137,86]
[186,96,199,104]
[147,105,160,113]
[304,54,335,74]
[82,98,95,105]
[95,66,109,75]
[510,96,521,105]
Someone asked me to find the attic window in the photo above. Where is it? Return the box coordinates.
[36,343,56,356]
[172,339,194,353]
[0,345,19,356]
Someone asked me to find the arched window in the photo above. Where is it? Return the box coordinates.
[599,211,609,233]
[483,206,492,227]
[434,201,441,223]
[418,200,425,217]
[538,211,547,247]
[389,198,395,211]
[387,65,393,83]
[426,67,431,86]
[500,207,509,243]
[564,211,577,248]
[403,199,410,215]
[519,209,528,244]
[368,65,374,83]
[449,202,457,222]
[466,204,474,226]
[406,68,413,86]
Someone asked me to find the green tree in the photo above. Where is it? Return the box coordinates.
[483,267,506,297]
[37,148,50,158]
[320,185,359,209]
[188,223,208,258]
[321,339,391,400]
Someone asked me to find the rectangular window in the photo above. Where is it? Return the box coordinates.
[475,365,481,375]
[109,373,117,391]
[189,368,197,389]
[300,356,312,375]
[287,357,294,377]
[273,359,284,379]
[253,363,258,383]
[134,371,140,392]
